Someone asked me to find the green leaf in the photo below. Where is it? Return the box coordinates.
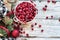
[7,26,14,32]
[0,29,7,37]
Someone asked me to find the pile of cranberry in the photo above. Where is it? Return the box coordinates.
[15,2,37,23]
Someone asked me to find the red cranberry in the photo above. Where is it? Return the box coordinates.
[20,28,23,31]
[51,16,53,19]
[31,27,34,31]
[46,16,48,19]
[43,7,47,11]
[20,31,23,34]
[52,1,56,4]
[39,25,42,28]
[20,27,23,31]
[35,23,37,25]
[41,29,44,32]
[26,34,29,37]
[23,31,25,34]
[31,24,34,27]
[47,0,50,3]
[45,5,47,8]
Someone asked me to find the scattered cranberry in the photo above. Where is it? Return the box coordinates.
[23,31,25,34]
[41,29,44,32]
[31,24,34,27]
[51,16,53,19]
[26,34,29,37]
[42,7,47,11]
[45,5,47,8]
[35,23,37,25]
[20,27,23,31]
[15,2,37,23]
[20,31,23,34]
[52,1,56,4]
[47,0,50,3]
[46,16,48,19]
[19,23,21,25]
[31,27,34,31]
[39,25,42,28]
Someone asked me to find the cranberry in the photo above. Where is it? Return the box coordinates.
[20,31,23,34]
[31,24,34,27]
[23,31,25,34]
[19,27,23,31]
[39,25,42,28]
[47,0,50,3]
[42,7,47,11]
[46,16,48,19]
[52,1,56,4]
[41,29,44,32]
[20,28,23,31]
[31,27,34,31]
[45,5,47,8]
[26,34,29,37]
[15,2,37,23]
[35,23,37,25]
[51,16,53,19]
